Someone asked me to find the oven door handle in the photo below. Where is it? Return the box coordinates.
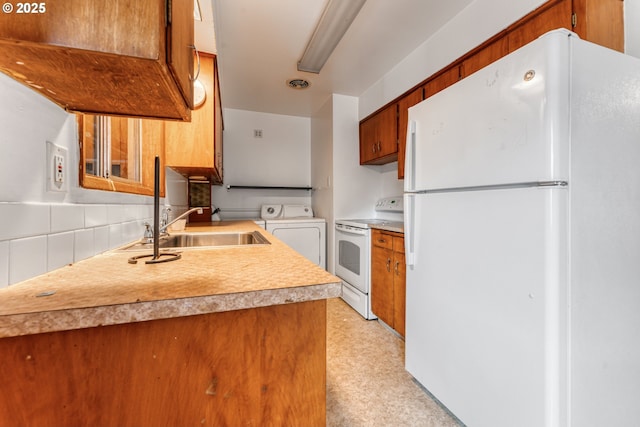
[335,224,368,236]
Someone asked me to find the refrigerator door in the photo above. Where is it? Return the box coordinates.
[405,187,568,427]
[404,30,572,193]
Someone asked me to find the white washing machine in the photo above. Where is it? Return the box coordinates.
[261,204,326,269]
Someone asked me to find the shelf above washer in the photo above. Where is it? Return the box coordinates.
[226,185,313,191]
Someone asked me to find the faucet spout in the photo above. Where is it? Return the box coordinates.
[160,207,203,234]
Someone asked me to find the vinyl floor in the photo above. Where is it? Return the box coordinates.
[326,297,463,427]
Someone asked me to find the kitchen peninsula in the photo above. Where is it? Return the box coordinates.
[0,221,341,427]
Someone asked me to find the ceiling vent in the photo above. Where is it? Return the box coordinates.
[287,78,311,89]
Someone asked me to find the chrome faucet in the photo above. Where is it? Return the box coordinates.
[160,207,203,234]
[161,207,172,231]
[142,207,172,243]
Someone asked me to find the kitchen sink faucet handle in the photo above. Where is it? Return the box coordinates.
[143,222,153,243]
[161,207,172,229]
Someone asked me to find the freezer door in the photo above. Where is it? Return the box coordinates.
[405,30,572,192]
[405,187,568,427]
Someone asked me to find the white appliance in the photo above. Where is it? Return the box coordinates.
[335,197,403,319]
[403,29,640,427]
[261,204,326,268]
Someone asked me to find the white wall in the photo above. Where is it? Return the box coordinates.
[310,94,371,272]
[0,73,180,287]
[310,97,334,223]
[210,108,312,219]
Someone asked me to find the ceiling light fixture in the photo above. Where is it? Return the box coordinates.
[297,0,367,74]
[287,78,311,89]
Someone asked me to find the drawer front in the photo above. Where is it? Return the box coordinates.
[372,229,393,250]
[393,236,405,253]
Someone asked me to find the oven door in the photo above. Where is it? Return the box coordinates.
[334,224,369,293]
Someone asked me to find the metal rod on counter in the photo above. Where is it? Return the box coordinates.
[153,156,160,260]
[127,156,181,265]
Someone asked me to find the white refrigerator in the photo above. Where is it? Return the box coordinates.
[403,29,640,427]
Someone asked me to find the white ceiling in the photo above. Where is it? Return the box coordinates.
[203,0,474,118]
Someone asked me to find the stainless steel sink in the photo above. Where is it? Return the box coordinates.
[121,231,270,251]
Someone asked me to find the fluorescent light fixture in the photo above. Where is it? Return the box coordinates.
[297,0,367,73]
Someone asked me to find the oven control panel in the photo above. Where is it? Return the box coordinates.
[375,196,403,212]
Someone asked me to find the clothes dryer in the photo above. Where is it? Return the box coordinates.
[261,204,326,269]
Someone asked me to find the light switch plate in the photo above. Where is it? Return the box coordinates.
[47,141,68,192]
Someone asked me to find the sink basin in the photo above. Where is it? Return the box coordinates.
[121,231,270,251]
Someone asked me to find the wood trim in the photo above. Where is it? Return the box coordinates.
[78,115,166,197]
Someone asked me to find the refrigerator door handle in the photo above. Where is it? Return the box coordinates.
[405,120,416,192]
[404,193,416,266]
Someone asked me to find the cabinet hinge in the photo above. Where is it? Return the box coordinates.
[571,13,577,28]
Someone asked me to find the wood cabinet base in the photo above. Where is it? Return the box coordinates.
[0,300,326,427]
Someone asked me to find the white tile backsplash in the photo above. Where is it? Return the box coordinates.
[1,203,152,286]
[0,203,50,240]
[122,220,143,244]
[74,228,95,262]
[107,205,126,224]
[94,226,110,254]
[51,204,85,232]
[109,223,124,248]
[47,232,74,271]
[10,236,47,285]
[85,205,109,228]
[0,241,8,288]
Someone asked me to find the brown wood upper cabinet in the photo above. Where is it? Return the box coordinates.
[165,54,223,184]
[361,0,624,177]
[360,104,398,165]
[507,0,573,52]
[0,0,194,121]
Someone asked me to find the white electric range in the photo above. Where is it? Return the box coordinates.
[335,197,403,319]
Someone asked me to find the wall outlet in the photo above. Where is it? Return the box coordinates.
[47,141,68,192]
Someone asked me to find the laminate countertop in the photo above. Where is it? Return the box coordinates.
[370,222,404,234]
[0,221,342,338]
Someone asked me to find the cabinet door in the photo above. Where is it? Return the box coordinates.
[461,37,509,79]
[573,0,624,52]
[423,65,461,99]
[507,0,571,52]
[165,54,218,179]
[376,104,398,159]
[371,244,394,326]
[167,0,195,108]
[213,57,224,184]
[359,118,378,164]
[397,88,423,179]
[392,236,406,337]
[0,0,192,120]
[359,104,398,165]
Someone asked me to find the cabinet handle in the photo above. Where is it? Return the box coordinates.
[377,238,386,244]
[377,141,382,152]
[372,143,377,153]
[395,261,400,275]
[386,258,391,272]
